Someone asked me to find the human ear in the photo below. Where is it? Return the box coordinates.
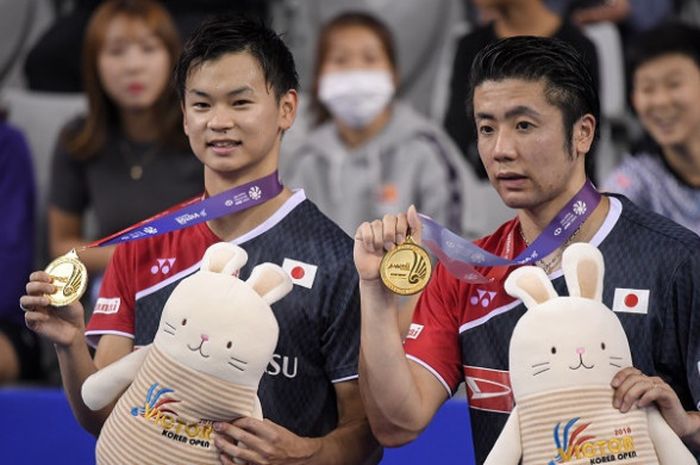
[278,89,297,131]
[573,114,596,156]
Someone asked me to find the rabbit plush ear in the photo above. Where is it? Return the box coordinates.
[200,242,248,276]
[247,263,293,305]
[504,265,557,309]
[562,243,604,302]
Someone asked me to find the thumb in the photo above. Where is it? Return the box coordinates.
[407,205,423,244]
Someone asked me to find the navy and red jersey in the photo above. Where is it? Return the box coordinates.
[86,190,361,438]
[404,195,700,464]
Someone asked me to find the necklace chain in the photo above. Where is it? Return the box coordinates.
[519,224,582,274]
[120,140,159,181]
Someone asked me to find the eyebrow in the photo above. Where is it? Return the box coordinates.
[104,33,159,45]
[187,86,255,98]
[476,105,542,121]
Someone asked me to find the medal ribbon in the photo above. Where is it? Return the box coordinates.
[419,181,601,283]
[80,172,283,249]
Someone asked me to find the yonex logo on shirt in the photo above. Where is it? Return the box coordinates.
[151,258,176,275]
[470,289,496,308]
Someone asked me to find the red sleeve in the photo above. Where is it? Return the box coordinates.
[403,263,464,395]
[84,244,135,347]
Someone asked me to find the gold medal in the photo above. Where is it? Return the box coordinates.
[44,249,88,306]
[379,236,432,295]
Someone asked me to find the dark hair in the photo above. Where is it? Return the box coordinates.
[310,11,397,126]
[468,36,600,156]
[64,0,185,158]
[174,16,298,103]
[627,21,700,80]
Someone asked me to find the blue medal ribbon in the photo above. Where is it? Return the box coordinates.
[83,172,283,248]
[419,181,601,283]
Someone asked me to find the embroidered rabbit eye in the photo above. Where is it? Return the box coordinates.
[601,342,606,350]
[551,346,556,354]
[226,341,232,349]
[181,318,187,326]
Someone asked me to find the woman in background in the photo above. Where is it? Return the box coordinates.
[282,11,473,237]
[49,0,202,276]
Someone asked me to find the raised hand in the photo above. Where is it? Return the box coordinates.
[353,205,422,282]
[20,271,86,348]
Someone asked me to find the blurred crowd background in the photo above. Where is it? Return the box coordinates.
[1,0,699,385]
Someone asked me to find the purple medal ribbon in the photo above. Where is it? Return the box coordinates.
[419,181,601,283]
[87,172,283,248]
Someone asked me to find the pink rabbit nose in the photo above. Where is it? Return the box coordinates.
[576,347,585,355]
[201,334,209,342]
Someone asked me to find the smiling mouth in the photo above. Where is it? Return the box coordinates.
[187,341,210,358]
[208,140,242,149]
[569,354,594,370]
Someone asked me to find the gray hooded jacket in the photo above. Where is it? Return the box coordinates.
[282,102,473,235]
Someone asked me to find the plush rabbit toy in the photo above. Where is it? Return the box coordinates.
[484,242,696,465]
[81,242,292,465]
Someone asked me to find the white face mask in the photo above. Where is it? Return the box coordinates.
[318,69,395,129]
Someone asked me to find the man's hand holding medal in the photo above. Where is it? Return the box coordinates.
[354,205,432,296]
[20,266,87,349]
[20,173,284,348]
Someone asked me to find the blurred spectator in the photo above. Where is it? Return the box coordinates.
[603,22,700,234]
[0,117,42,383]
[677,0,700,28]
[444,0,600,180]
[24,0,268,93]
[281,12,473,236]
[547,0,673,36]
[48,0,202,279]
[272,0,467,118]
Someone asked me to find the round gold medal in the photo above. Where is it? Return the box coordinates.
[379,236,432,295]
[44,249,88,306]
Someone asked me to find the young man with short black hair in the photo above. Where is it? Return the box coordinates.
[23,16,380,465]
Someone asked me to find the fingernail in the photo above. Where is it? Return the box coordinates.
[611,379,619,387]
[384,242,395,251]
[214,422,222,431]
[612,400,619,408]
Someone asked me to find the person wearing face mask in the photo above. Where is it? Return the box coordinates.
[281,11,478,238]
[48,0,202,282]
[603,22,700,236]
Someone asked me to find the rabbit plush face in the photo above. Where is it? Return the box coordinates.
[153,243,292,388]
[505,243,632,400]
